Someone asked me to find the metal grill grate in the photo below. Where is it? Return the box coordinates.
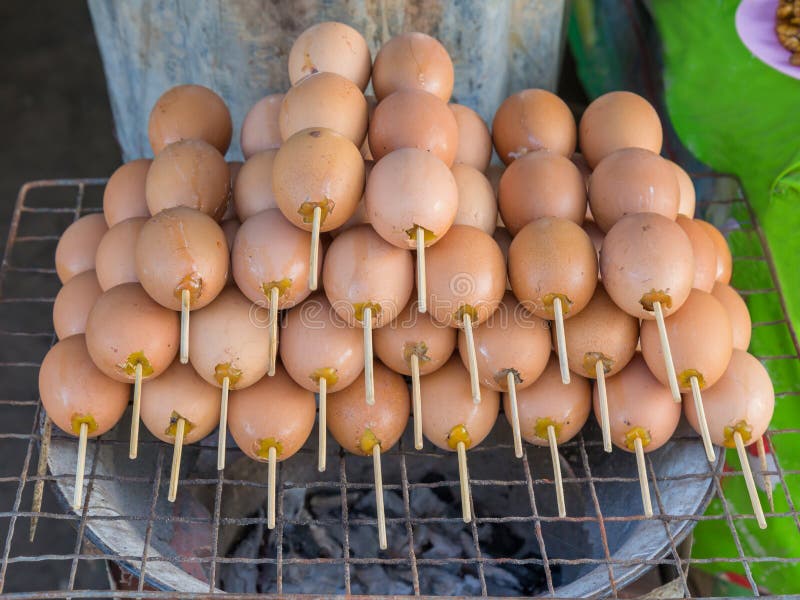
[0,174,797,598]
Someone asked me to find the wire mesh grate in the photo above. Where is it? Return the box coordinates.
[0,174,796,598]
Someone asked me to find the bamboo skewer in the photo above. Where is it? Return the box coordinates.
[553,297,570,384]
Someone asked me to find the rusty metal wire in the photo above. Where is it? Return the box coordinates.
[0,176,797,598]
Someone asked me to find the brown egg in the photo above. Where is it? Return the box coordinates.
[145,139,230,220]
[279,72,368,146]
[492,89,576,164]
[683,349,773,448]
[426,225,506,328]
[280,292,364,392]
[578,91,662,168]
[139,360,220,444]
[103,159,151,227]
[595,353,680,453]
[420,356,499,451]
[360,95,377,160]
[322,225,413,328]
[288,22,371,90]
[240,94,284,159]
[508,355,591,446]
[55,214,108,284]
[588,148,679,232]
[374,300,457,376]
[327,361,410,455]
[583,220,604,263]
[39,334,129,437]
[232,209,315,309]
[508,217,598,320]
[641,289,733,391]
[451,164,497,235]
[666,160,696,217]
[148,84,232,155]
[365,148,458,247]
[85,282,179,382]
[711,282,751,351]
[272,128,364,232]
[232,150,279,221]
[371,32,454,102]
[450,103,492,172]
[570,152,592,192]
[600,213,694,319]
[498,151,586,235]
[458,292,551,391]
[221,218,239,285]
[561,283,639,378]
[188,287,271,390]
[228,363,316,462]
[135,207,229,311]
[676,215,716,292]
[695,220,732,284]
[94,217,146,291]
[53,270,102,340]
[368,90,459,166]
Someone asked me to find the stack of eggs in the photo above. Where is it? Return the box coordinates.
[40,21,774,551]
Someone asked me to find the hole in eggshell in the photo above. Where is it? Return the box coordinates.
[298,197,333,225]
[165,411,196,437]
[310,366,339,388]
[116,351,154,378]
[215,362,243,387]
[353,301,382,324]
[542,293,572,316]
[70,413,98,436]
[404,224,436,244]
[723,420,753,448]
[639,289,672,312]
[447,424,471,450]
[255,437,284,460]
[359,429,380,455]
[174,272,203,303]
[403,341,431,364]
[261,278,292,300]
[534,417,563,443]
[678,369,706,390]
[624,426,652,451]
[454,304,478,325]
[493,367,522,389]
[583,352,613,377]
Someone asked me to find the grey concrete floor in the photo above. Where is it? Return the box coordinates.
[0,0,118,594]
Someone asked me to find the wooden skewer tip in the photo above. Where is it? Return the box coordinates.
[217,376,229,471]
[595,361,612,454]
[411,353,423,451]
[553,297,570,384]
[373,444,387,550]
[168,417,185,503]
[734,431,767,529]
[507,372,523,459]
[318,377,327,473]
[457,440,471,523]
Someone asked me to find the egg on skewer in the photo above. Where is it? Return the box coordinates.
[600,212,695,402]
[492,89,576,163]
[458,292,551,458]
[232,208,318,375]
[510,355,591,516]
[55,214,107,285]
[188,287,271,470]
[695,220,733,285]
[279,72,368,147]
[145,139,230,220]
[711,282,752,351]
[103,159,151,227]
[595,354,681,517]
[53,270,102,340]
[374,300,457,450]
[676,215,717,292]
[509,217,598,386]
[498,150,586,235]
[39,335,130,509]
[561,283,639,452]
[684,350,774,529]
[371,32,454,102]
[641,289,733,462]
[240,94,284,159]
[273,127,364,291]
[449,103,492,172]
[365,148,458,313]
[323,225,413,406]
[280,293,365,471]
[288,21,372,91]
[451,164,497,235]
[228,363,316,529]
[135,206,229,364]
[85,282,179,459]
[148,84,232,155]
[426,225,506,404]
[233,150,279,221]
[420,356,499,523]
[140,361,221,502]
[327,362,410,549]
[94,217,146,291]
